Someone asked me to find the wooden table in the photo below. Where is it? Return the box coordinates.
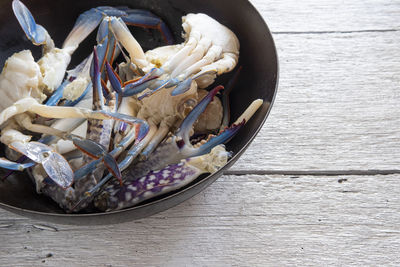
[1,0,399,266]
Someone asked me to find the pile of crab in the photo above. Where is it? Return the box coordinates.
[0,0,262,212]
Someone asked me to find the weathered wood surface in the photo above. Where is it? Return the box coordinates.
[1,174,399,266]
[232,30,400,171]
[1,0,400,266]
[253,0,400,33]
[231,0,400,171]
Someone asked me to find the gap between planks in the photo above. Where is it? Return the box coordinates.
[225,169,400,176]
[272,29,400,35]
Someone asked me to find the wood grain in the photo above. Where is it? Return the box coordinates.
[250,0,400,32]
[1,174,399,266]
[231,30,400,171]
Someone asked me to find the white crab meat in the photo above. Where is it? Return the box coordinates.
[0,50,45,111]
[145,44,183,69]
[38,48,72,93]
[62,76,90,101]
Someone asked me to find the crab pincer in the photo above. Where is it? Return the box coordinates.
[70,136,121,185]
[12,0,53,48]
[10,141,74,188]
[105,62,160,97]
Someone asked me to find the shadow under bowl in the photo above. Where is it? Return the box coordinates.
[0,0,278,224]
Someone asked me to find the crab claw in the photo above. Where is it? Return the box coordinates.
[12,0,52,47]
[175,85,244,157]
[177,85,223,144]
[106,62,160,97]
[91,47,104,108]
[9,141,73,188]
[70,136,122,185]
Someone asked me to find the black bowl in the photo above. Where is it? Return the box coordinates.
[0,0,278,224]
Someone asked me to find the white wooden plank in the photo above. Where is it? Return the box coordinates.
[232,31,400,171]
[0,174,399,266]
[250,0,400,32]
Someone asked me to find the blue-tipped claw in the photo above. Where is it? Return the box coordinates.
[102,154,122,185]
[98,110,149,126]
[173,84,244,157]
[106,64,161,97]
[105,61,123,94]
[62,5,174,49]
[12,0,49,46]
[136,123,150,142]
[191,122,244,157]
[70,136,122,184]
[176,85,223,143]
[91,47,105,110]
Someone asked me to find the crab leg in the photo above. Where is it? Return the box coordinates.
[170,70,216,96]
[71,49,151,183]
[10,140,74,188]
[0,157,34,171]
[139,124,170,160]
[82,46,119,183]
[71,123,156,207]
[12,0,71,92]
[109,17,149,69]
[95,145,229,211]
[0,96,142,127]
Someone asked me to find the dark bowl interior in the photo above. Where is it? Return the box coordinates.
[0,0,278,224]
